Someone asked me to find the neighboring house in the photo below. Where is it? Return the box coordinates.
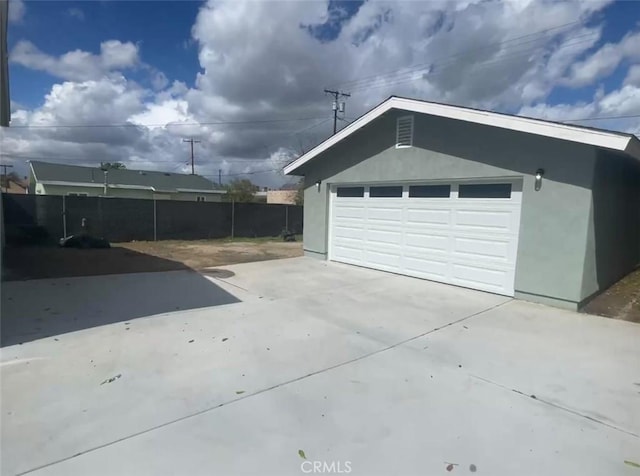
[266,190,297,205]
[254,189,268,202]
[285,96,640,311]
[29,161,226,201]
[1,176,27,194]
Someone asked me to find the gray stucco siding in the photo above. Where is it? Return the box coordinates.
[300,110,598,307]
[581,151,640,303]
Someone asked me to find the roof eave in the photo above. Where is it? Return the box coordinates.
[625,136,640,160]
[108,184,155,191]
[284,96,640,175]
[39,180,104,188]
[175,188,226,194]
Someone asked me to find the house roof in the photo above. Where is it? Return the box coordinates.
[284,96,640,175]
[29,161,224,194]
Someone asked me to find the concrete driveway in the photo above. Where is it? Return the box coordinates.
[1,258,639,476]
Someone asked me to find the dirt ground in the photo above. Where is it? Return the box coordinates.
[5,237,638,323]
[582,268,640,323]
[117,238,303,270]
[2,238,303,281]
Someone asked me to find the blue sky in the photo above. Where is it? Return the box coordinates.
[545,0,640,105]
[4,0,640,185]
[9,1,203,108]
[9,1,637,109]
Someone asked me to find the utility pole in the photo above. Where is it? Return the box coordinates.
[0,164,14,192]
[324,89,350,134]
[183,138,201,175]
[218,169,222,186]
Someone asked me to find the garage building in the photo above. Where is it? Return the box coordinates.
[284,96,640,310]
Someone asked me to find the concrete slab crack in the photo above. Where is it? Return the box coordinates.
[469,374,639,439]
[16,299,508,476]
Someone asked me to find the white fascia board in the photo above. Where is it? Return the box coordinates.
[283,99,391,175]
[29,162,38,182]
[176,188,227,194]
[283,97,639,175]
[108,184,155,191]
[40,181,157,191]
[40,181,104,188]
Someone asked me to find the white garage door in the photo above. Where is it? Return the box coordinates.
[329,181,522,296]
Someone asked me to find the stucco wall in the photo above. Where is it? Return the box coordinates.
[299,110,598,308]
[581,151,640,302]
[171,192,223,202]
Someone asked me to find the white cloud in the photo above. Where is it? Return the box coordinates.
[8,0,25,23]
[150,71,169,91]
[563,31,640,88]
[624,64,640,86]
[100,40,139,69]
[6,0,640,188]
[519,84,640,134]
[599,84,640,117]
[519,102,597,123]
[67,7,85,21]
[10,40,140,81]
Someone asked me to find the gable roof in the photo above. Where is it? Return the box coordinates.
[29,161,224,194]
[284,96,640,175]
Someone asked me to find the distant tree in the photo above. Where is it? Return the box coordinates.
[225,179,258,202]
[295,178,304,206]
[100,162,127,170]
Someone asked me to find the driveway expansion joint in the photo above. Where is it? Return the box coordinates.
[14,299,509,475]
[469,374,639,439]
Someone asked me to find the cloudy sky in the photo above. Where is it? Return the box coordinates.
[2,0,640,187]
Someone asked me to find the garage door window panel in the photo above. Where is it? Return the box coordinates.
[458,183,512,199]
[409,185,451,198]
[337,187,365,197]
[369,186,403,198]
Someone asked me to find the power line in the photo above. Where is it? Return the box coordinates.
[562,113,640,123]
[2,108,636,181]
[295,117,332,134]
[347,32,599,94]
[293,117,332,154]
[341,22,598,90]
[8,116,328,129]
[203,168,283,178]
[333,20,583,91]
[0,153,295,163]
[169,161,190,172]
[335,24,597,95]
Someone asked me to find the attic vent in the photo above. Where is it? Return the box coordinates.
[396,115,414,148]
